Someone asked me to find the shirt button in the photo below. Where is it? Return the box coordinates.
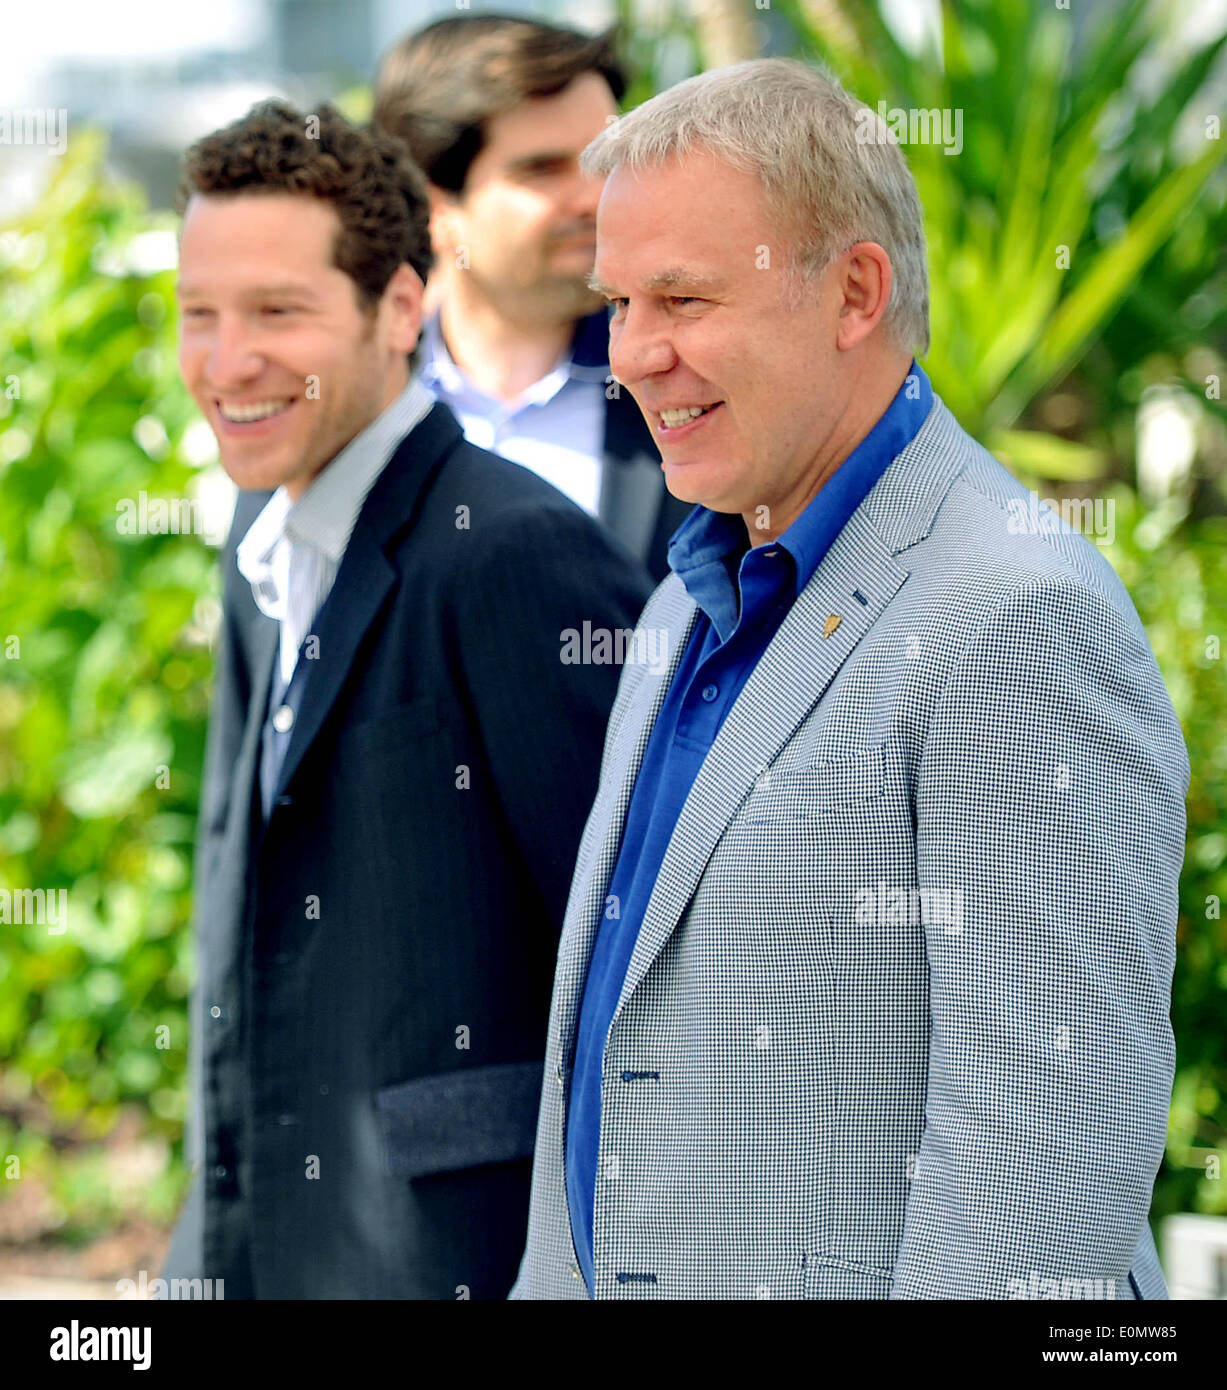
[570,1265,581,1280]
[272,704,294,734]
[209,1005,222,1019]
[701,684,719,702]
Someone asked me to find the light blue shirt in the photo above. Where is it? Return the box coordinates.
[418,308,608,515]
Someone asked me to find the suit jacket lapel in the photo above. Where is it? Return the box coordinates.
[271,402,464,803]
[616,507,907,1016]
[610,399,969,1016]
[554,580,699,1064]
[272,528,397,802]
[224,609,276,907]
[554,396,969,1048]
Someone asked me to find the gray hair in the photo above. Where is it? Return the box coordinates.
[580,57,930,356]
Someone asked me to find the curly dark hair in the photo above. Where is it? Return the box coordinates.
[177,100,434,360]
[373,14,626,195]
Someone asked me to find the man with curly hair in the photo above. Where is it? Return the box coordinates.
[161,100,651,1298]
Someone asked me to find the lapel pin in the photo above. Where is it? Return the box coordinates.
[823,614,842,639]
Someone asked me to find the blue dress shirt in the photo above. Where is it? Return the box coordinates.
[565,361,934,1294]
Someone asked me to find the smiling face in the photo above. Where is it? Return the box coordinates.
[177,192,422,498]
[594,148,890,538]
[434,71,618,319]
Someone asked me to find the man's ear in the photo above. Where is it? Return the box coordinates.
[382,262,425,356]
[834,241,894,352]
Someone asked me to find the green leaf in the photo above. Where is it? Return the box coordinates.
[1010,141,1226,407]
[986,428,1107,481]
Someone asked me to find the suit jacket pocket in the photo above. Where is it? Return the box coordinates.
[803,1251,894,1299]
[738,743,887,824]
[376,1059,544,1181]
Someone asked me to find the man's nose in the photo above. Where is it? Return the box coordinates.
[206,315,264,386]
[609,305,677,388]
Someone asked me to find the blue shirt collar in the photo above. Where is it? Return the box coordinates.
[669,361,933,639]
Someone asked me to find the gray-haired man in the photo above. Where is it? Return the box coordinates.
[512,58,1188,1300]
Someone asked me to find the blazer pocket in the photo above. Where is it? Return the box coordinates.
[376,1060,544,1181]
[739,743,887,824]
[803,1252,894,1299]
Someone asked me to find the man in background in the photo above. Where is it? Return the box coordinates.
[374,12,691,583]
[161,100,650,1298]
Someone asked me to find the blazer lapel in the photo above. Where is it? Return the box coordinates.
[272,402,464,802]
[553,579,699,1065]
[614,506,908,1018]
[272,530,397,802]
[607,397,970,1016]
[559,395,965,1033]
[241,617,278,756]
[235,614,277,835]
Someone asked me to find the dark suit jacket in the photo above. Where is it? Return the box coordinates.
[161,401,652,1298]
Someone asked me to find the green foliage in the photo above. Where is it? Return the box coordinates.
[0,131,215,1229]
[1102,499,1227,1220]
[773,0,1227,450]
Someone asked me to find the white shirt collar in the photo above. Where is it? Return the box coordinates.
[236,373,434,612]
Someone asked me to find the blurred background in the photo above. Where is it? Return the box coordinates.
[0,0,1224,1298]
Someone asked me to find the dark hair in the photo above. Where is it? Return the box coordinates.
[177,100,435,364]
[372,13,626,195]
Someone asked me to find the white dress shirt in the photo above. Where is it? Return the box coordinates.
[236,374,435,686]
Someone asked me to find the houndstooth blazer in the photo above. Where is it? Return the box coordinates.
[510,395,1189,1300]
